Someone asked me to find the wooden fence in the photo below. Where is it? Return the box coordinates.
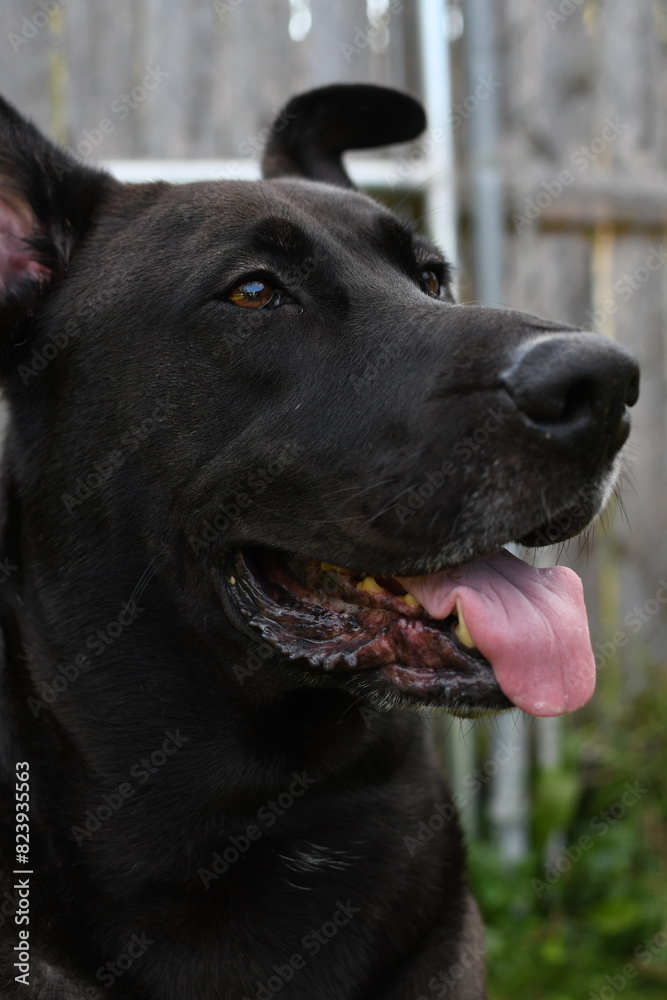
[0,0,418,155]
[498,0,667,682]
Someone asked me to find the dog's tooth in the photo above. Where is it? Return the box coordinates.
[396,593,420,608]
[357,576,384,594]
[455,600,476,649]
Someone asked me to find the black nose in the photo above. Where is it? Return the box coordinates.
[501,333,639,452]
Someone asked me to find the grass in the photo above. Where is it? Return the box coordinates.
[467,663,667,999]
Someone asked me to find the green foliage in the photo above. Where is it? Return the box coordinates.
[468,665,667,999]
[532,765,581,852]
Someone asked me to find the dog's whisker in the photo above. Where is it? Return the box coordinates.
[283,879,315,891]
[246,500,370,526]
[615,491,632,532]
[393,167,453,216]
[336,693,375,722]
[257,178,279,226]
[324,478,399,497]
[280,182,300,225]
[125,555,164,612]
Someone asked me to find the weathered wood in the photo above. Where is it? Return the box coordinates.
[309,0,369,86]
[611,234,667,671]
[509,173,667,228]
[0,0,59,135]
[498,0,667,691]
[507,228,591,326]
[62,1,141,157]
[599,1,665,174]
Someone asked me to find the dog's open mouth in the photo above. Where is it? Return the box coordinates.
[215,547,596,718]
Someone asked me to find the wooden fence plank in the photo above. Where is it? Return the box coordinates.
[612,234,667,673]
[599,1,665,174]
[0,0,59,133]
[61,0,142,158]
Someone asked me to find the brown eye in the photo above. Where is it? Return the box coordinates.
[227,279,275,309]
[420,270,441,297]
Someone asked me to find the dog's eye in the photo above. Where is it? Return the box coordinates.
[420,270,441,297]
[227,279,277,309]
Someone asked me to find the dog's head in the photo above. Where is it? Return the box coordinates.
[0,85,638,725]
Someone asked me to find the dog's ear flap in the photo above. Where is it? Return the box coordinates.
[261,84,426,188]
[0,96,115,316]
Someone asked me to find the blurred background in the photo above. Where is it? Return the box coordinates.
[1,1,666,996]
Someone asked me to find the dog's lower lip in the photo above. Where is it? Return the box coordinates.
[213,547,512,713]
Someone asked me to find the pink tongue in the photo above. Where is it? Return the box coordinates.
[397,549,595,717]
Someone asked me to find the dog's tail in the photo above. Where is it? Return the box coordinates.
[261,84,425,188]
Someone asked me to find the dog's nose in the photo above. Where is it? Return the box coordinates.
[501,334,639,451]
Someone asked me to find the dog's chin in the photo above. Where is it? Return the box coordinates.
[211,547,512,717]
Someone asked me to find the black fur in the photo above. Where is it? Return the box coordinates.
[262,84,426,186]
[0,85,637,998]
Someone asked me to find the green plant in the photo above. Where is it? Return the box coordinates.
[468,664,667,999]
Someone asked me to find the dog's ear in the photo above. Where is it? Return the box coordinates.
[0,96,115,318]
[261,84,426,188]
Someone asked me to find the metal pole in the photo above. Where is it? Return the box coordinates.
[416,0,480,832]
[462,0,531,859]
[463,0,504,306]
[416,0,459,273]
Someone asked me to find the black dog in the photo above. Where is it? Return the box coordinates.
[0,84,638,998]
